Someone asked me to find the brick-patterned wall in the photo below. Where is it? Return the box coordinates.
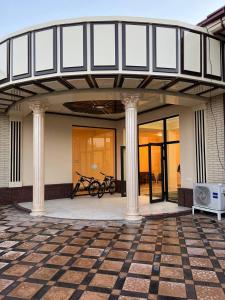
[0,114,9,187]
[206,95,225,183]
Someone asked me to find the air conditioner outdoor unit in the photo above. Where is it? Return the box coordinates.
[192,183,225,220]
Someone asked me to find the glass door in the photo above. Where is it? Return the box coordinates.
[139,145,150,196]
[139,143,164,203]
[149,144,164,202]
[166,142,180,202]
[120,146,126,197]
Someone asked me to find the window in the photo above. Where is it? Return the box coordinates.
[72,127,115,183]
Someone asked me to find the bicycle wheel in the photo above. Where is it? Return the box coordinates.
[109,181,116,194]
[89,181,100,196]
[71,183,80,199]
[98,182,106,198]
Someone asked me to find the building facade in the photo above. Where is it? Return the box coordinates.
[0,9,225,220]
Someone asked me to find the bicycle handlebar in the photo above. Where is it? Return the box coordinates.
[76,171,94,180]
[100,172,114,179]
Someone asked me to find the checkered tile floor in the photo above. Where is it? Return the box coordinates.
[0,205,225,299]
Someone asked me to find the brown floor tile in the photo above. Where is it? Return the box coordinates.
[100,260,123,272]
[1,251,25,260]
[30,267,58,280]
[80,291,109,300]
[9,282,42,299]
[113,241,132,250]
[158,281,187,298]
[50,236,68,243]
[183,232,201,239]
[38,243,59,252]
[189,257,213,268]
[133,252,154,262]
[0,279,13,292]
[160,266,184,279]
[162,237,180,245]
[60,245,80,254]
[90,273,117,289]
[16,242,38,250]
[214,249,225,257]
[140,236,157,243]
[23,252,47,263]
[163,231,178,238]
[137,243,155,252]
[47,255,71,266]
[129,263,152,275]
[119,234,135,241]
[83,247,104,257]
[192,269,219,283]
[31,235,50,242]
[187,247,208,256]
[123,277,150,294]
[79,231,96,238]
[161,245,181,254]
[70,238,89,245]
[0,240,18,248]
[3,264,32,277]
[185,239,204,247]
[107,250,128,259]
[195,286,225,300]
[60,230,76,236]
[210,241,225,248]
[59,270,87,284]
[98,233,115,239]
[91,239,110,248]
[41,286,75,300]
[73,257,96,269]
[219,260,225,269]
[161,254,182,265]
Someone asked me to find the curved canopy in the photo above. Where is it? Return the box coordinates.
[0,17,224,115]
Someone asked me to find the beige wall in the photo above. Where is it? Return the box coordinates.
[0,114,9,187]
[22,113,117,185]
[206,95,225,183]
[22,105,195,189]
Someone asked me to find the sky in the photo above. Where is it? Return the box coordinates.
[0,0,224,38]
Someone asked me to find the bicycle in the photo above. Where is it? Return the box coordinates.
[71,172,100,199]
[98,172,116,198]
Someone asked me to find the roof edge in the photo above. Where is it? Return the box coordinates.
[198,6,225,26]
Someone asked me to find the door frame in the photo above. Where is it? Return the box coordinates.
[138,143,165,203]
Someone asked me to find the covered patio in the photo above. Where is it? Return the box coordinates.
[19,195,191,220]
[1,16,224,220]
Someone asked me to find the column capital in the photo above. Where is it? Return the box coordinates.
[192,103,207,112]
[122,94,139,109]
[29,102,48,114]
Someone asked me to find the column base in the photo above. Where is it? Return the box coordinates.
[125,212,142,221]
[30,210,45,217]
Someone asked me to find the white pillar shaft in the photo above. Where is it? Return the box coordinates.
[30,103,47,216]
[123,96,142,221]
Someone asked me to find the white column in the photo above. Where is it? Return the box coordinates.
[122,95,142,221]
[29,102,47,216]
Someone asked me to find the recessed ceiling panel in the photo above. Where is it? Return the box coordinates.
[66,78,90,89]
[184,84,213,95]
[122,78,143,88]
[95,78,115,88]
[145,79,171,89]
[64,100,124,114]
[20,84,47,94]
[201,88,225,98]
[167,81,194,92]
[41,80,67,91]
